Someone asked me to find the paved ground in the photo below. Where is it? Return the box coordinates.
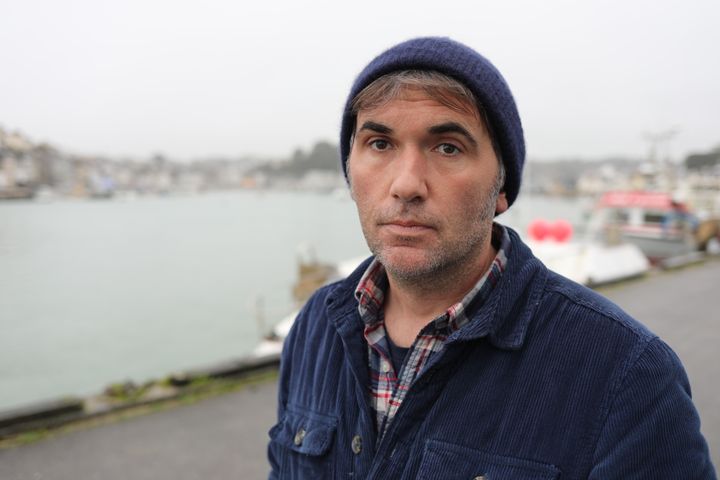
[0,380,279,480]
[1,260,718,478]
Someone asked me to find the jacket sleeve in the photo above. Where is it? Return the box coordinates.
[267,308,301,479]
[589,338,716,479]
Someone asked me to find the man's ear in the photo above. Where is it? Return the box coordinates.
[495,191,508,215]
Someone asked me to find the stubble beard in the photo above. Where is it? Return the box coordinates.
[360,181,502,293]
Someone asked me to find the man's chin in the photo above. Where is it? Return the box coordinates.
[375,249,440,282]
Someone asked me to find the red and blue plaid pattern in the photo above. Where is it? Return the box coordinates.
[355,224,510,438]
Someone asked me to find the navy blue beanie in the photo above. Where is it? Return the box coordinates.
[340,37,525,207]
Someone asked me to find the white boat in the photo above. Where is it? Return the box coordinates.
[525,218,650,286]
[251,310,297,358]
[527,238,650,287]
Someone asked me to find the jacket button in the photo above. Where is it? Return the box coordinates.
[351,435,362,454]
[294,428,306,446]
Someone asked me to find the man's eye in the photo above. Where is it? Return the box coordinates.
[369,139,390,151]
[437,143,461,155]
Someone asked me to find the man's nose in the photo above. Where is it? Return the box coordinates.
[389,147,428,202]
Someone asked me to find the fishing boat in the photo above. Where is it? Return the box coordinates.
[590,190,720,263]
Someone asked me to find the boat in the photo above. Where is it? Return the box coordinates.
[251,310,297,358]
[251,256,365,359]
[0,186,36,200]
[590,190,720,263]
[525,218,650,287]
[251,220,653,357]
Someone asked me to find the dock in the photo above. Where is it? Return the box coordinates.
[1,259,718,478]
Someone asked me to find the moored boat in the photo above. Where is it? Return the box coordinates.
[590,190,720,263]
[525,218,650,287]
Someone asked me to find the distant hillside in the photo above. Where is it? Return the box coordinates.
[250,141,340,178]
[686,147,720,171]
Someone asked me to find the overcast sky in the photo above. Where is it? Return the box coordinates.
[1,0,718,162]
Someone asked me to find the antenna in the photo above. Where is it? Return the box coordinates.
[642,128,680,163]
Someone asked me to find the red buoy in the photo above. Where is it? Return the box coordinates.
[528,219,550,241]
[550,219,573,242]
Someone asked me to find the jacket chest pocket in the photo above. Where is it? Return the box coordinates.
[269,407,337,479]
[417,439,560,480]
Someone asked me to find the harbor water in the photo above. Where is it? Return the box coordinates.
[0,191,591,411]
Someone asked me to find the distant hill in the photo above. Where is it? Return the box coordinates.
[250,141,340,178]
[686,147,720,171]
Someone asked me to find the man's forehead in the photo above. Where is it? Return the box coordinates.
[354,89,486,134]
[355,81,481,119]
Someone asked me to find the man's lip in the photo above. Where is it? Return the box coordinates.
[388,220,427,227]
[380,220,434,230]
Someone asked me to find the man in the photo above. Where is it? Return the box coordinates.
[268,37,715,479]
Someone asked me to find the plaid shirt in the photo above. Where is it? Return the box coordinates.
[355,223,511,439]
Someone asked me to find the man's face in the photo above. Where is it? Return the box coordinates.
[348,88,508,283]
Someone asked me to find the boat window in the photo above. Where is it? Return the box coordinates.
[609,208,629,223]
[643,212,666,225]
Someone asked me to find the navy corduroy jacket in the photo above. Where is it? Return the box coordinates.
[268,228,715,479]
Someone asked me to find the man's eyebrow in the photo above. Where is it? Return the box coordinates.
[358,121,393,135]
[428,122,478,147]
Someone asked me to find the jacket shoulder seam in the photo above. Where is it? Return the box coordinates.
[543,273,653,341]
